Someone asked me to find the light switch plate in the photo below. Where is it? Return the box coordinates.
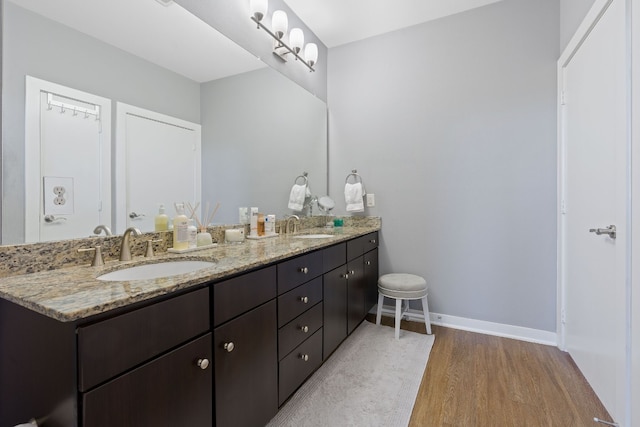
[43,176,74,215]
[366,193,375,207]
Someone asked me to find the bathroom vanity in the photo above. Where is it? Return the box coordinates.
[0,226,379,427]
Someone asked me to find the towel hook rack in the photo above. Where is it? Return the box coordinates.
[294,171,309,186]
[345,169,366,196]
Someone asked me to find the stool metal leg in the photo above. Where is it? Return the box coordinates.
[395,298,402,340]
[376,293,384,325]
[421,294,432,334]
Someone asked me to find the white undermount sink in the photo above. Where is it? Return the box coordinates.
[97,260,215,281]
[293,234,334,239]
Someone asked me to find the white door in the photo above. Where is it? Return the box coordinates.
[25,77,111,243]
[559,0,628,423]
[115,103,201,234]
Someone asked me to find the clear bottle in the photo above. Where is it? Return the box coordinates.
[187,219,198,248]
[249,207,259,237]
[172,203,189,250]
[154,204,169,232]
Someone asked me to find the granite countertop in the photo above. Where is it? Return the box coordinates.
[0,226,379,323]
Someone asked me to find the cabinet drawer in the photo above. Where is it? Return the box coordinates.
[347,232,380,261]
[278,302,323,359]
[213,266,276,326]
[278,276,323,327]
[323,243,346,273]
[78,287,209,392]
[278,329,323,406]
[83,333,212,427]
[277,251,323,294]
[363,231,379,252]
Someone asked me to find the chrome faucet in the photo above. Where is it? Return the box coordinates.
[284,215,300,235]
[93,224,113,236]
[120,227,142,261]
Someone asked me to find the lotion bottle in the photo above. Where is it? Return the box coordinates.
[154,204,169,231]
[173,203,189,250]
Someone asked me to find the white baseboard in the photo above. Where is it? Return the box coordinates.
[371,305,558,347]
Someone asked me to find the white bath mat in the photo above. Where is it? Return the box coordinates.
[267,321,435,427]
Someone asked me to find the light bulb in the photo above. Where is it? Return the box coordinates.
[290,28,304,54]
[272,10,288,39]
[304,43,318,67]
[250,0,268,22]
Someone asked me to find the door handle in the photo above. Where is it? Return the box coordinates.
[589,225,616,239]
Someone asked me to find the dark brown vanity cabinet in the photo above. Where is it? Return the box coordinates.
[323,232,379,358]
[364,247,379,312]
[82,334,212,427]
[0,230,380,427]
[347,232,379,331]
[277,251,324,406]
[212,266,278,427]
[79,287,212,427]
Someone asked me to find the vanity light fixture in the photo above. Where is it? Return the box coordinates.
[249,0,318,72]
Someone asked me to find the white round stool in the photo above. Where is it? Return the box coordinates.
[375,273,432,339]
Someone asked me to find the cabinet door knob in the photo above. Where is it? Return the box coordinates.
[300,325,309,333]
[299,354,309,362]
[366,261,371,266]
[299,267,309,274]
[350,270,355,275]
[223,342,235,353]
[370,239,376,244]
[197,358,210,370]
[300,296,309,304]
[341,273,349,280]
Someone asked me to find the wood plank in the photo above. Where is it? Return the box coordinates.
[365,315,614,426]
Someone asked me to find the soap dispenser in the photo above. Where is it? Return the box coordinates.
[154,204,169,231]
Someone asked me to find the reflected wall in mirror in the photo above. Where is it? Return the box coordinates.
[201,68,327,224]
[1,0,327,244]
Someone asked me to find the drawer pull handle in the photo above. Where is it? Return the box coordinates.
[370,239,376,244]
[197,358,210,370]
[300,296,309,304]
[299,267,309,274]
[300,325,309,333]
[299,354,309,362]
[224,342,235,353]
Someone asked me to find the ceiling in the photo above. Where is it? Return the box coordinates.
[10,0,504,82]
[9,0,266,83]
[285,0,504,48]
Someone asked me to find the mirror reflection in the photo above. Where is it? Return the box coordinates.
[1,0,328,244]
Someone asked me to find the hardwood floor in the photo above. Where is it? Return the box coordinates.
[365,315,613,426]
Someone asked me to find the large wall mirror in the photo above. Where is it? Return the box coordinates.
[1,0,328,244]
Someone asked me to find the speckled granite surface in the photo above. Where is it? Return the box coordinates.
[0,218,380,323]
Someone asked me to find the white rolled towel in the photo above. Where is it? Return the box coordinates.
[288,184,306,211]
[345,182,364,212]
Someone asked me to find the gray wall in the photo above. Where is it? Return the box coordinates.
[328,0,559,331]
[201,67,327,224]
[560,0,597,51]
[177,0,327,102]
[2,3,200,243]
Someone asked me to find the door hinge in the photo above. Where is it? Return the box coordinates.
[560,199,567,215]
[561,308,566,324]
[561,90,566,105]
[98,200,103,212]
